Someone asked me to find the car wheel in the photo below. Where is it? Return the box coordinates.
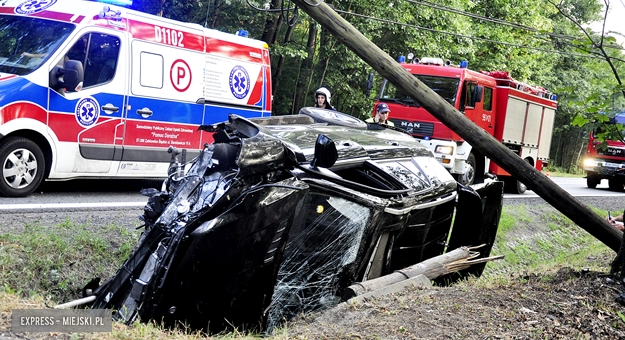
[586,175,600,189]
[0,137,45,197]
[299,107,368,129]
[456,153,476,186]
[608,178,623,192]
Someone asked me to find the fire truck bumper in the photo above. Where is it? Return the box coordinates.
[584,159,625,176]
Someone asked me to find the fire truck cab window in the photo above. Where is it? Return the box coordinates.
[460,81,479,110]
[379,76,459,106]
[483,87,493,111]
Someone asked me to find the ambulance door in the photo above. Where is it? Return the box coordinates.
[48,30,128,174]
[120,19,205,176]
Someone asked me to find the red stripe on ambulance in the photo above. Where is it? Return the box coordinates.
[0,102,46,125]
[247,71,263,106]
[48,112,114,142]
[128,19,204,52]
[206,38,265,63]
[1,7,83,23]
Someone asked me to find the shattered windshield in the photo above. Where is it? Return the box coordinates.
[267,193,370,332]
[380,75,460,106]
[0,15,74,75]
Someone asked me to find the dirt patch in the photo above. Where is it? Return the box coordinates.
[286,264,625,339]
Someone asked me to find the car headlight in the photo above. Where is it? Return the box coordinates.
[434,145,454,155]
[583,158,596,167]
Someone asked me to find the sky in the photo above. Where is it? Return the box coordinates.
[589,1,625,45]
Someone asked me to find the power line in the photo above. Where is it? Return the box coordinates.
[334,9,625,62]
[407,0,623,50]
[407,0,574,41]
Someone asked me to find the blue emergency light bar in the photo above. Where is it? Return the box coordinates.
[95,0,132,6]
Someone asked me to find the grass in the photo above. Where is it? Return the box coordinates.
[0,220,140,304]
[0,203,618,339]
[482,205,614,283]
[542,166,585,178]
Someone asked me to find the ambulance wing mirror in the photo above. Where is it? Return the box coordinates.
[49,60,84,93]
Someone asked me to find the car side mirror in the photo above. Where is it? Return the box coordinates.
[311,134,338,169]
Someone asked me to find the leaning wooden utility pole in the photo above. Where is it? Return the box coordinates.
[289,0,622,251]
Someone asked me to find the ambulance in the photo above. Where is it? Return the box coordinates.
[0,0,272,197]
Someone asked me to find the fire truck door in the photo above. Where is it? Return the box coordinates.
[48,30,127,174]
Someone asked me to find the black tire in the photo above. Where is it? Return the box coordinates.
[608,178,624,192]
[299,107,368,129]
[0,137,45,197]
[586,175,600,189]
[511,178,527,194]
[456,153,476,186]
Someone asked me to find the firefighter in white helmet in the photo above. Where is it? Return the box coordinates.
[314,87,336,110]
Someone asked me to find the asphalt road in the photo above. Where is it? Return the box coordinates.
[0,176,622,212]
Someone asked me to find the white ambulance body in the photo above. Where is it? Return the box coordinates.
[0,0,272,197]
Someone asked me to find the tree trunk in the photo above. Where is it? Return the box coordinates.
[292,20,317,111]
[260,0,283,44]
[289,0,623,252]
[272,21,296,95]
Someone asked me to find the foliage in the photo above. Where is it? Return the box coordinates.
[133,0,625,172]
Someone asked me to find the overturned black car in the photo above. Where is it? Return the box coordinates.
[86,108,503,333]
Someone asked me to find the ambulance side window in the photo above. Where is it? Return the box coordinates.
[67,33,120,89]
[139,52,164,88]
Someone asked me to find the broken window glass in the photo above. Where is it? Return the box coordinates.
[266,193,371,332]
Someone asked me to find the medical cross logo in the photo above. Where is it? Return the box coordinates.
[229,66,250,100]
[75,97,100,128]
[15,0,57,15]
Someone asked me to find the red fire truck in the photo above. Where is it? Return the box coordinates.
[374,57,557,194]
[583,112,625,190]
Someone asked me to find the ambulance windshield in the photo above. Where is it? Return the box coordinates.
[379,75,460,106]
[0,15,74,76]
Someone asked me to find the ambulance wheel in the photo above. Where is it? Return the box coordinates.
[299,107,367,129]
[0,137,45,197]
[456,153,476,186]
[586,175,600,189]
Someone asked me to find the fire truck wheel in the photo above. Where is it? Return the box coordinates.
[608,178,624,192]
[456,153,476,186]
[0,137,45,197]
[299,107,368,129]
[586,175,600,189]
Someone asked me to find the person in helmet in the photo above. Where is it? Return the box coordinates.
[314,87,336,110]
[366,103,394,126]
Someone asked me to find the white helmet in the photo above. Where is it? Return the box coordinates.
[315,87,332,103]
